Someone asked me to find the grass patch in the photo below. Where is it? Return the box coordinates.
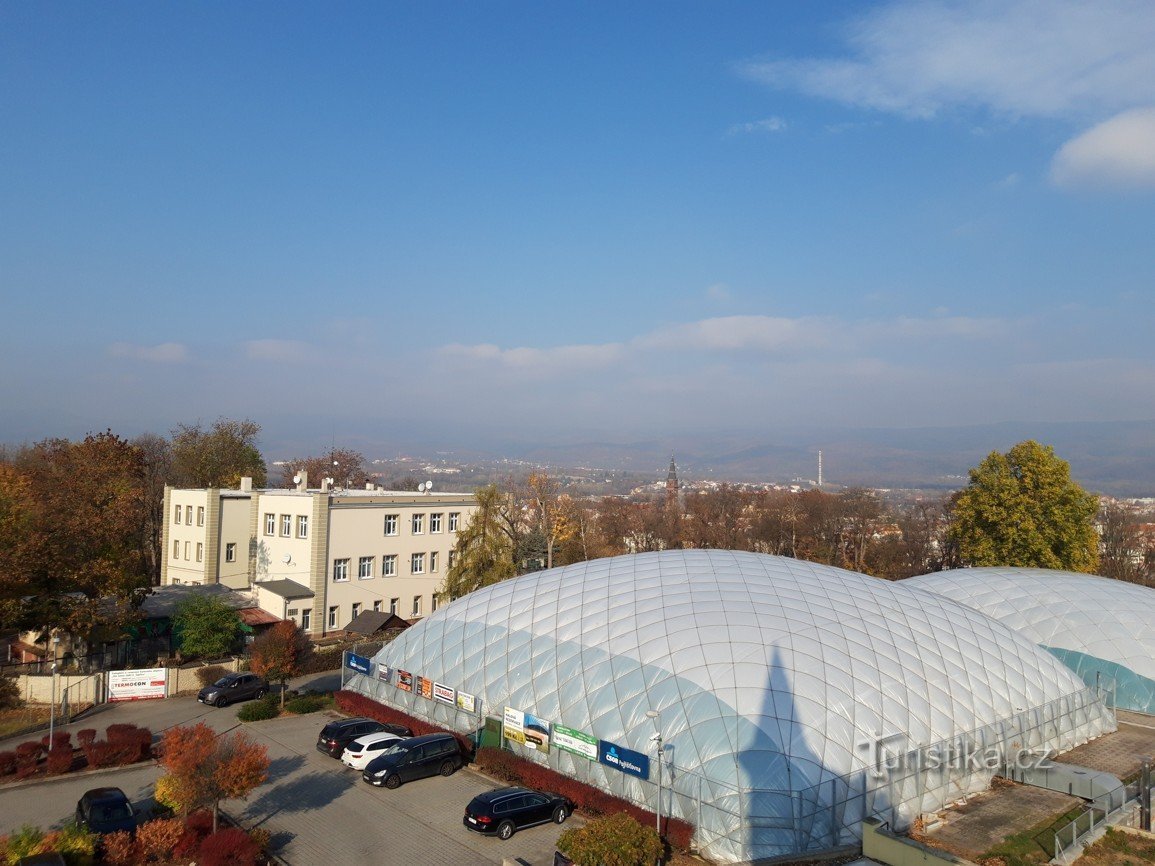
[0,707,51,740]
[979,805,1087,866]
[1078,827,1155,865]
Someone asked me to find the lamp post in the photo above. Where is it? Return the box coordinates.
[47,634,61,751]
[646,709,663,838]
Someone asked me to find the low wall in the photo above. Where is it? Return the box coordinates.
[17,659,243,705]
[862,818,980,866]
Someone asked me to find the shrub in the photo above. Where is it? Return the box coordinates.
[558,812,663,866]
[14,741,43,779]
[3,825,46,862]
[136,817,185,862]
[197,827,260,866]
[41,730,71,752]
[283,693,328,714]
[237,694,280,722]
[197,665,230,688]
[102,829,137,866]
[44,743,74,775]
[175,811,215,859]
[51,822,98,861]
[0,671,21,710]
[105,723,153,764]
[248,826,271,853]
[85,741,118,768]
[0,750,16,776]
[77,728,97,747]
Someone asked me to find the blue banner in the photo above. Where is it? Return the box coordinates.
[346,652,373,675]
[598,740,650,779]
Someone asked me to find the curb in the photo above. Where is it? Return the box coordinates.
[0,757,158,793]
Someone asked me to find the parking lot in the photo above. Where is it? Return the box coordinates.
[0,692,579,866]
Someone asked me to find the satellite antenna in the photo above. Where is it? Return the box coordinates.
[292,474,301,486]
[425,479,433,492]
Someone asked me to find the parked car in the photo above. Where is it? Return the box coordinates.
[362,732,463,788]
[340,732,408,771]
[75,787,137,835]
[463,786,573,840]
[316,717,412,758]
[197,672,268,707]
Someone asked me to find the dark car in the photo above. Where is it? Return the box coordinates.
[362,732,463,788]
[317,717,413,758]
[463,786,573,840]
[197,672,268,707]
[75,787,136,835]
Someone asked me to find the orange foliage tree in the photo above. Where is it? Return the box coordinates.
[157,723,269,832]
[249,621,313,706]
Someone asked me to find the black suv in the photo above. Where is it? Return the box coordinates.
[196,672,268,707]
[317,717,412,758]
[464,786,573,840]
[362,732,463,788]
[76,787,137,835]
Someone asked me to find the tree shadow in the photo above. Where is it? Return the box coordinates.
[241,769,356,825]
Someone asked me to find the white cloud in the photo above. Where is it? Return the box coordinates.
[739,1,1155,121]
[108,342,188,363]
[244,339,318,362]
[996,172,1021,189]
[440,341,625,372]
[706,283,731,301]
[1051,107,1155,190]
[637,315,830,353]
[728,117,788,135]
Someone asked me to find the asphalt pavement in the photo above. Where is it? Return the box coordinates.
[0,670,578,865]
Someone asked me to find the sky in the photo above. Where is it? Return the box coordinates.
[2,1,1154,456]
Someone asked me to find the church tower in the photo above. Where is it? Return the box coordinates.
[666,455,679,506]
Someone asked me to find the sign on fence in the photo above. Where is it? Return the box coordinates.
[108,668,167,702]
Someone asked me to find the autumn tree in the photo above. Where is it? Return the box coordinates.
[172,594,244,659]
[1098,500,1150,584]
[133,432,172,585]
[281,448,368,490]
[526,472,578,570]
[249,621,313,706]
[440,484,518,601]
[950,440,1099,571]
[169,418,266,488]
[0,433,151,637]
[157,722,269,831]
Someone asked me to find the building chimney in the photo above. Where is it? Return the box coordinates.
[296,471,308,492]
[239,477,252,492]
[322,477,333,493]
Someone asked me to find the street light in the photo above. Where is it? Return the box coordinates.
[47,635,61,751]
[645,709,663,838]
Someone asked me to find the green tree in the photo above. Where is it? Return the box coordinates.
[170,418,266,488]
[439,484,518,602]
[172,594,244,659]
[950,440,1099,571]
[249,621,313,706]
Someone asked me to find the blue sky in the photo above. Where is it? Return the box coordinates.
[2,1,1154,454]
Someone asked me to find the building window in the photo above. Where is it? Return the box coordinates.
[281,514,291,537]
[196,543,203,563]
[174,505,182,524]
[352,602,362,619]
[328,606,339,629]
[411,553,425,575]
[390,597,399,615]
[184,541,190,560]
[382,554,397,577]
[225,542,236,563]
[429,551,439,572]
[333,558,350,582]
[384,514,398,536]
[372,599,382,612]
[411,514,424,534]
[301,609,311,630]
[197,506,205,526]
[297,515,308,538]
[264,513,275,536]
[288,608,298,618]
[411,596,422,616]
[430,513,442,533]
[358,556,374,579]
[449,512,460,532]
[432,594,439,612]
[173,540,180,559]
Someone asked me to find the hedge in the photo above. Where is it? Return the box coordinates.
[332,690,694,850]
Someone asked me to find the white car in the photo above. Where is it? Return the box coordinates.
[341,732,407,770]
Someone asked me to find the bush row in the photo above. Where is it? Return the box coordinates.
[334,690,474,757]
[474,747,694,850]
[0,723,153,781]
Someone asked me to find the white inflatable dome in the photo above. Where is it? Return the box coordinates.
[906,567,1155,715]
[351,551,1113,861]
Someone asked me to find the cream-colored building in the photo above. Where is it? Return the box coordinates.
[161,475,476,638]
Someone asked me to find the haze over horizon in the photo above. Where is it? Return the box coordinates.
[3,3,1153,462]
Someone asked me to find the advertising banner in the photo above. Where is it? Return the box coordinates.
[502,706,526,746]
[418,677,433,699]
[553,725,598,761]
[433,682,455,705]
[108,668,167,702]
[456,691,476,712]
[598,740,650,779]
[377,664,391,683]
[502,706,551,752]
[396,670,413,692]
[345,652,372,675]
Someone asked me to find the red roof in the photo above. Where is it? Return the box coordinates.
[238,608,281,626]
